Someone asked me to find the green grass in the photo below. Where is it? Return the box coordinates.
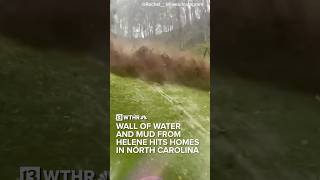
[110,74,210,180]
[110,66,320,180]
[0,37,107,179]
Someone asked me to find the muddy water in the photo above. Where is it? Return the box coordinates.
[110,39,210,90]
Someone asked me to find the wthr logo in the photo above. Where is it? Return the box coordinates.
[20,167,40,180]
[19,166,109,180]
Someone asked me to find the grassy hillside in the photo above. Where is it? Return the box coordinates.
[111,70,320,180]
[110,74,210,180]
[0,37,107,179]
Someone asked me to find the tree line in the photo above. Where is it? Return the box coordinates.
[111,0,210,47]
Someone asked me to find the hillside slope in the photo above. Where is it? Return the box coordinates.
[111,71,320,180]
[110,74,210,180]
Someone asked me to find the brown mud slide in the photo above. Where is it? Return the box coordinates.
[110,39,210,90]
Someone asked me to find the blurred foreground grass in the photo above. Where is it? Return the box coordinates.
[213,72,320,180]
[0,37,107,179]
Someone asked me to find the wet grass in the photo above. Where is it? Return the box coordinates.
[110,74,210,180]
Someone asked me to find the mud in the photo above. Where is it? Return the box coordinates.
[110,38,210,90]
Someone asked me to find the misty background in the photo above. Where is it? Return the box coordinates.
[111,0,210,49]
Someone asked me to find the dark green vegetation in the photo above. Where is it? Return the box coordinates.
[0,37,107,179]
[213,1,320,178]
[213,0,320,92]
[213,72,320,180]
[0,0,107,53]
[189,42,210,59]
